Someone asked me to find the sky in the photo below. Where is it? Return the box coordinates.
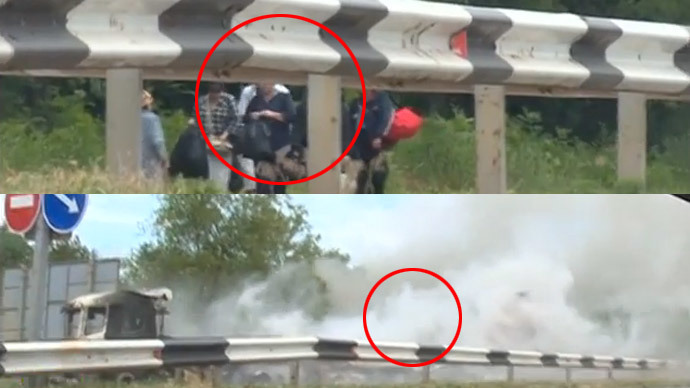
[2,194,687,264]
[0,194,418,260]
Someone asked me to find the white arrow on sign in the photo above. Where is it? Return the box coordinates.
[55,194,79,214]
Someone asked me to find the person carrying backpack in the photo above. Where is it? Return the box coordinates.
[347,89,395,194]
[234,83,292,193]
[348,89,425,193]
[244,83,297,194]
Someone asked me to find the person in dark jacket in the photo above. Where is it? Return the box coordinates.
[245,83,297,194]
[348,89,394,160]
[348,89,394,194]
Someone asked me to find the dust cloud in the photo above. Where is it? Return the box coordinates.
[167,195,690,360]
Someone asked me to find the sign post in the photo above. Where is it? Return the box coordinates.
[3,194,88,388]
[25,212,50,343]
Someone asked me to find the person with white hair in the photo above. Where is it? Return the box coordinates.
[238,83,291,118]
[244,83,297,194]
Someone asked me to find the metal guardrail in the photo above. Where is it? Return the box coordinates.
[0,0,689,97]
[1,0,687,192]
[0,337,676,377]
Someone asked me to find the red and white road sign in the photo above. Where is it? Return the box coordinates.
[4,194,42,235]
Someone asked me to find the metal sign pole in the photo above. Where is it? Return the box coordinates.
[25,214,50,388]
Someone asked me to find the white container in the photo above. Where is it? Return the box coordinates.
[207,150,233,190]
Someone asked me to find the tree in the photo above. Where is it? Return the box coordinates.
[0,225,32,269]
[49,235,96,263]
[125,195,349,307]
[0,225,95,270]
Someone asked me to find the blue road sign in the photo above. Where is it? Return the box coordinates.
[43,194,88,234]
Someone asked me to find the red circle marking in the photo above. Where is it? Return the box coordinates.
[363,268,463,368]
[195,14,367,186]
[4,194,42,235]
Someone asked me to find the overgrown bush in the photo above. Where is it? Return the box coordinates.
[390,110,690,194]
[2,94,690,194]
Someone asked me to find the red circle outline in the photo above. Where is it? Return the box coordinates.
[195,14,367,186]
[362,268,463,368]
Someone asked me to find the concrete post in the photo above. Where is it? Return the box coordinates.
[617,92,647,186]
[475,85,507,194]
[421,365,431,383]
[289,361,300,386]
[106,69,143,177]
[307,74,342,194]
[507,366,515,381]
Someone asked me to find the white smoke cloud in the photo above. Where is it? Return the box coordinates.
[167,195,690,361]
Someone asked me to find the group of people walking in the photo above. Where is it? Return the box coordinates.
[141,81,397,194]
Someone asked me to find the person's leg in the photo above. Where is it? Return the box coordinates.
[256,183,272,194]
[254,161,274,194]
[227,153,245,193]
[371,154,389,194]
[355,161,370,194]
[372,170,388,194]
[238,156,257,193]
[267,160,286,194]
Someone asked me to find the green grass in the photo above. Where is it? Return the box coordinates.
[2,107,690,194]
[387,109,690,194]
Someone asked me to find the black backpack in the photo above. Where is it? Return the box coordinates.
[241,119,274,162]
[168,124,209,180]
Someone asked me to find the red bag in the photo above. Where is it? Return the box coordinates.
[384,107,423,142]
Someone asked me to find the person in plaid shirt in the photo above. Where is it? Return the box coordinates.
[198,82,240,140]
[198,82,241,190]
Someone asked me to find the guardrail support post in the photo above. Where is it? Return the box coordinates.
[207,366,219,388]
[421,365,431,383]
[289,361,300,386]
[607,368,614,380]
[507,366,514,381]
[307,74,342,194]
[173,368,184,383]
[475,85,507,194]
[106,68,143,177]
[617,92,647,187]
[565,367,572,382]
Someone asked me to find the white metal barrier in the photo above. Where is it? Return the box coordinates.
[0,337,678,377]
[1,0,688,192]
[1,0,689,96]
